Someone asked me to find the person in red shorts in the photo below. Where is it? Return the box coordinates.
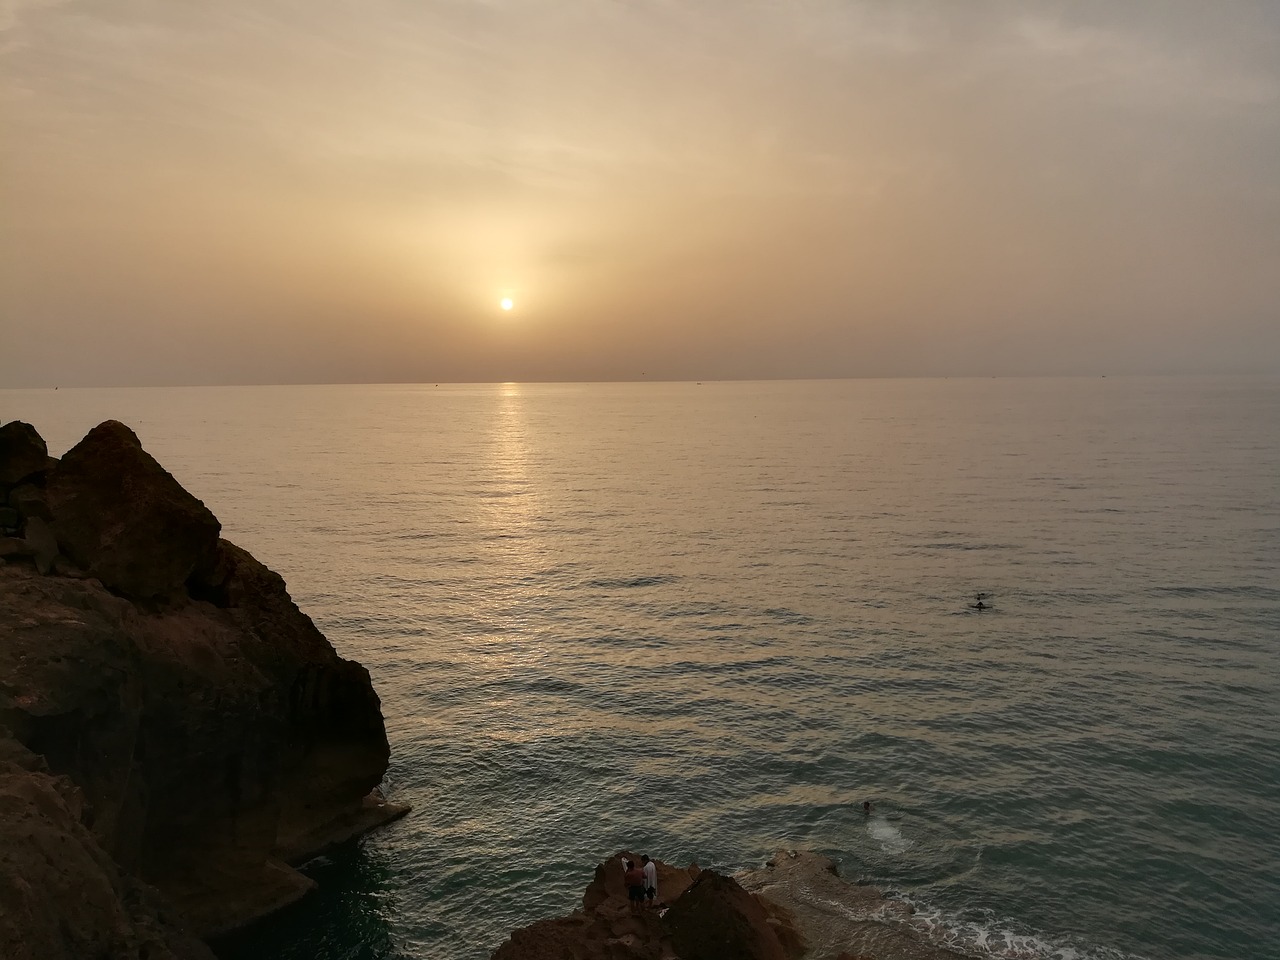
[624,859,646,913]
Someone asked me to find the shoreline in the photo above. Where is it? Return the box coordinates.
[738,851,968,960]
[486,847,977,960]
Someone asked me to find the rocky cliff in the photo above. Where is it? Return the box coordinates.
[0,419,407,959]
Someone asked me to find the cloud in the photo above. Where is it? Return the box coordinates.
[0,0,70,37]
[1008,12,1278,108]
[0,0,67,57]
[3,1,1280,384]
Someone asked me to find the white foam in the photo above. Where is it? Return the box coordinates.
[867,815,913,853]
[892,893,1150,960]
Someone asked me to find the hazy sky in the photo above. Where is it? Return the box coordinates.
[3,1,1278,385]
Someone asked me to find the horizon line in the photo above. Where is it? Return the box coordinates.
[3,370,1279,391]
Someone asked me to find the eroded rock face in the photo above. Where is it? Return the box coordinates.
[0,740,215,960]
[0,420,407,949]
[44,420,221,599]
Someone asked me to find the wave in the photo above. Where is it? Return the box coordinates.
[743,851,1148,960]
[913,541,1020,552]
[1149,583,1280,601]
[583,574,680,589]
[763,607,814,624]
[892,893,1151,960]
[867,815,914,854]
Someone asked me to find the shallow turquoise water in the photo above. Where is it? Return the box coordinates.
[5,378,1278,960]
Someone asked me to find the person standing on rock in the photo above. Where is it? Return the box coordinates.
[624,859,646,912]
[642,854,658,907]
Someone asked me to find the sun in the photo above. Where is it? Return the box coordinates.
[500,297,514,311]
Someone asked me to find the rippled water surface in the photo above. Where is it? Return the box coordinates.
[4,378,1278,960]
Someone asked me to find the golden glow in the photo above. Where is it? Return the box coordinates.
[4,2,1274,385]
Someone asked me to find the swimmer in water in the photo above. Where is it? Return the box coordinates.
[863,801,873,815]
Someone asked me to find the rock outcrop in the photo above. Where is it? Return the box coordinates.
[491,850,970,960]
[44,420,221,599]
[0,419,407,954]
[0,420,51,488]
[665,868,799,960]
[489,851,805,960]
[736,851,965,960]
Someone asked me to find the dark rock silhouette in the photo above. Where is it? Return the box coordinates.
[45,420,222,598]
[0,420,49,487]
[665,869,796,960]
[0,419,407,954]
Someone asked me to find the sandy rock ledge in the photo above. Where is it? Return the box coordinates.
[737,851,965,960]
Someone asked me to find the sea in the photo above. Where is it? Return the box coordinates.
[2,377,1278,960]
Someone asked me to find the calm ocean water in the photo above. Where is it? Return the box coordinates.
[3,378,1278,960]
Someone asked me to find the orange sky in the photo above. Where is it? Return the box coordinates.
[3,1,1278,386]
